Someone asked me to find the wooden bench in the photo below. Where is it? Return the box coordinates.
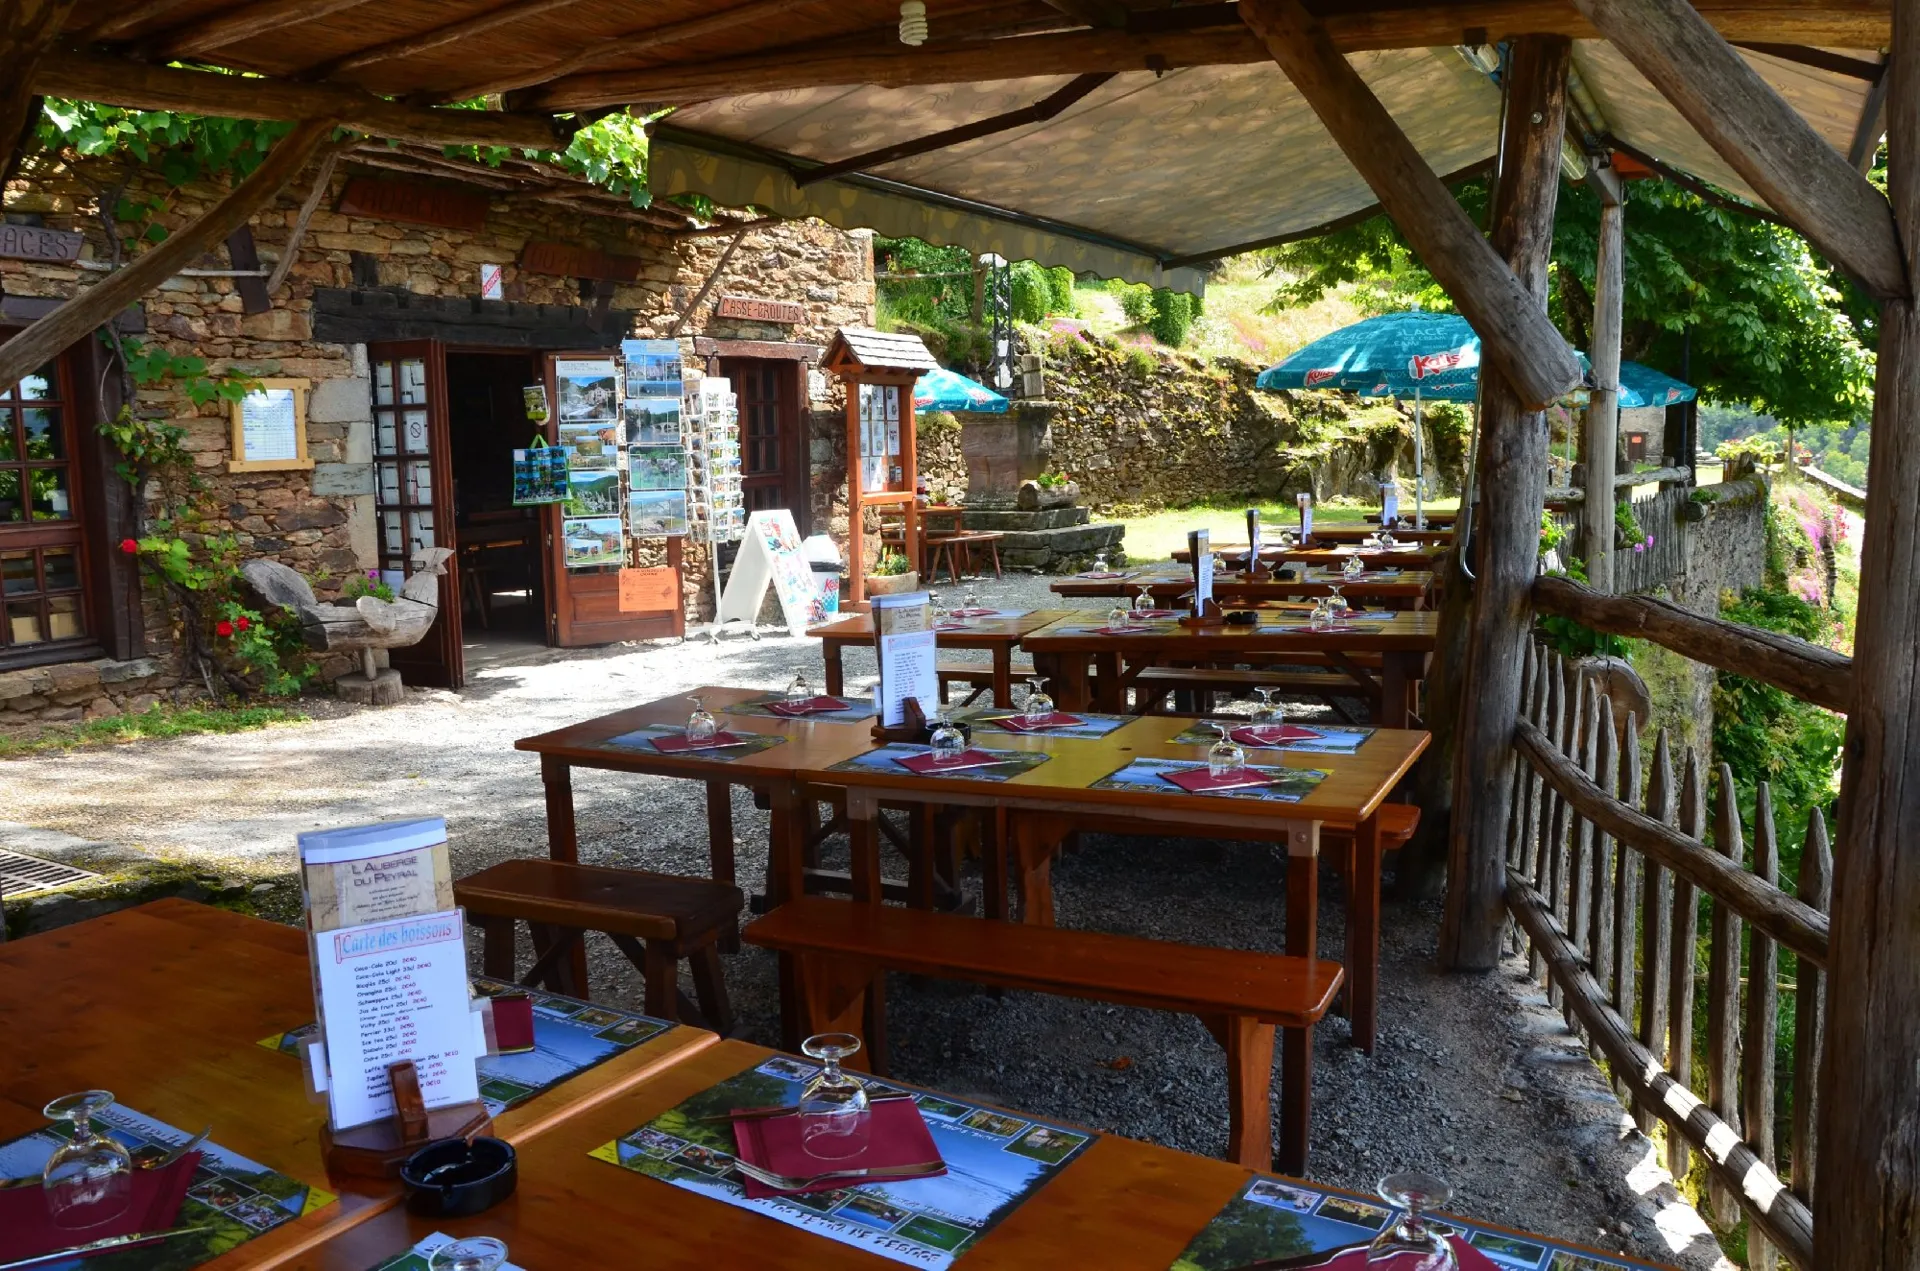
[928,530,1004,583]
[455,859,743,1033]
[745,896,1344,1172]
[937,658,1034,706]
[1131,665,1375,724]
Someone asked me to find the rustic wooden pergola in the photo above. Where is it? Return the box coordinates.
[0,2,1913,1263]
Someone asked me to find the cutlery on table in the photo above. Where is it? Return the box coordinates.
[728,1159,944,1191]
[147,1125,212,1170]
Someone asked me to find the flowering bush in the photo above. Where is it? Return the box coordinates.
[340,570,396,603]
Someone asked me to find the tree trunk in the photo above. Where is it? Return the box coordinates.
[1439,35,1572,970]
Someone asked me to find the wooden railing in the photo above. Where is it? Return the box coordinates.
[1612,483,1690,594]
[1505,640,1832,1270]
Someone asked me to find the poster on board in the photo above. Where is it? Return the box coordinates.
[716,509,824,636]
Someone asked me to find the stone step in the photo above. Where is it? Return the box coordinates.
[962,507,1090,531]
[999,522,1126,571]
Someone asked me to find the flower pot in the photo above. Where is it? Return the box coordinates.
[864,570,920,597]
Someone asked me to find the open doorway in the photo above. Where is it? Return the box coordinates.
[446,349,546,672]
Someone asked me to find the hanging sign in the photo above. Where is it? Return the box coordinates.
[716,295,806,324]
[717,509,822,636]
[520,241,642,282]
[0,224,83,263]
[337,177,488,231]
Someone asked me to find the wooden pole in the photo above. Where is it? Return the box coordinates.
[1817,1,1920,1260]
[1582,185,1624,591]
[1239,0,1582,410]
[0,1,76,187]
[1439,35,1573,970]
[0,120,336,392]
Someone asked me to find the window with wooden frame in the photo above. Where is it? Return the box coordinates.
[0,356,91,661]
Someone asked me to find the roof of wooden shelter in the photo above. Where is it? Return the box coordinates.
[31,2,1893,292]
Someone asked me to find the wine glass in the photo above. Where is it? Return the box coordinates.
[1023,676,1055,724]
[1251,686,1286,726]
[686,694,718,745]
[1207,722,1246,778]
[1107,602,1132,629]
[429,1237,511,1271]
[798,1033,871,1160]
[1133,585,1155,616]
[786,672,813,707]
[1090,552,1110,574]
[1308,596,1333,631]
[41,1091,132,1229]
[928,709,967,765]
[1342,553,1365,580]
[962,589,981,615]
[1367,1171,1457,1268]
[1328,585,1350,626]
[1277,527,1296,551]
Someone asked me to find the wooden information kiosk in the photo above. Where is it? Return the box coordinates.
[822,328,940,609]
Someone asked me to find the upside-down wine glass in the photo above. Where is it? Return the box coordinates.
[1308,596,1334,631]
[429,1237,512,1271]
[1134,585,1156,616]
[686,694,718,746]
[1366,1171,1457,1268]
[928,708,967,765]
[962,588,981,615]
[786,672,812,707]
[1107,602,1132,629]
[1343,553,1366,581]
[1251,686,1286,726]
[41,1091,132,1229]
[1327,584,1350,626]
[1090,552,1110,574]
[1023,676,1055,724]
[1207,722,1246,778]
[798,1033,872,1160]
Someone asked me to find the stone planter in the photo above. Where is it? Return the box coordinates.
[864,570,920,597]
[1017,480,1078,511]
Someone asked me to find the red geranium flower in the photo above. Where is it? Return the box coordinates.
[119,538,139,554]
[215,619,234,637]
[236,616,251,631]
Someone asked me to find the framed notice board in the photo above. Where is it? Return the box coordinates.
[228,378,314,473]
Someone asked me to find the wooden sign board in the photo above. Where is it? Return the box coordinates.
[338,177,489,231]
[521,240,642,282]
[716,294,806,324]
[619,566,679,612]
[0,224,83,263]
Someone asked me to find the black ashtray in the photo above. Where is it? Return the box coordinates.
[400,1136,517,1217]
[1224,610,1258,625]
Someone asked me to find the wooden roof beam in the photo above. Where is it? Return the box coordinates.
[1237,0,1582,408]
[2,1,77,188]
[30,51,567,149]
[520,3,1895,108]
[147,0,376,58]
[1570,0,1905,300]
[1036,0,1129,27]
[307,0,587,77]
[77,0,194,42]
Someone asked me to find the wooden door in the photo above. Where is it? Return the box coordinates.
[723,357,807,533]
[368,341,463,687]
[541,351,684,647]
[0,345,96,669]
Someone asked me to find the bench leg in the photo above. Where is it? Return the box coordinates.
[1011,815,1056,927]
[707,781,740,955]
[478,915,517,981]
[610,932,680,1023]
[688,941,735,1035]
[1212,1016,1277,1171]
[982,807,1010,921]
[525,924,583,996]
[1279,1024,1313,1175]
[795,952,881,1069]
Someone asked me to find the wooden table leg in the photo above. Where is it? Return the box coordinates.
[1094,652,1124,713]
[1279,1024,1312,1174]
[1034,652,1089,713]
[983,806,1010,920]
[767,781,810,1050]
[822,638,846,697]
[1349,810,1383,1054]
[1381,652,1411,728]
[845,789,889,1073]
[539,755,591,992]
[992,645,1014,709]
[706,780,739,954]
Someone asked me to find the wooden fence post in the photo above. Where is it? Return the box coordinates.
[1440,34,1573,969]
[1582,185,1624,590]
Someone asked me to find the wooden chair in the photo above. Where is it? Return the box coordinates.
[929,530,1003,582]
[455,859,743,1033]
[745,896,1344,1172]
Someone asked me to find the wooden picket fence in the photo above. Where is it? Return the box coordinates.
[1612,482,1690,594]
[1504,640,1831,1270]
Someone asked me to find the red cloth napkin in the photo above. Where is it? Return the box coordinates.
[490,992,535,1053]
[1089,624,1153,636]
[730,1099,944,1199]
[1303,1236,1500,1269]
[1228,724,1324,748]
[947,607,999,618]
[766,696,849,717]
[0,1151,201,1262]
[1129,608,1180,619]
[1161,765,1276,794]
[651,730,749,753]
[993,711,1084,733]
[1078,571,1126,579]
[895,748,1006,775]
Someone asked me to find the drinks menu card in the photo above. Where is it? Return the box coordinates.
[873,590,938,727]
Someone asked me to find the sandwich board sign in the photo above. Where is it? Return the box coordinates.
[718,509,822,637]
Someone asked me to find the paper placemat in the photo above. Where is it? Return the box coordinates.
[261,976,673,1118]
[963,708,1132,740]
[1169,1173,1670,1270]
[368,1231,530,1270]
[602,725,788,761]
[0,1103,334,1270]
[729,692,879,723]
[829,743,1051,783]
[1090,756,1329,803]
[1170,722,1374,754]
[590,1056,1095,1269]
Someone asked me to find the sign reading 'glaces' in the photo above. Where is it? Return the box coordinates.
[0,224,83,263]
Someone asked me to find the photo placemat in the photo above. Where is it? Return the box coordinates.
[261,977,673,1118]
[829,743,1052,782]
[728,692,878,722]
[367,1231,529,1270]
[1170,1174,1673,1271]
[590,1057,1095,1269]
[600,725,788,761]
[0,1103,334,1270]
[1169,722,1374,754]
[1091,756,1329,803]
[961,707,1133,740]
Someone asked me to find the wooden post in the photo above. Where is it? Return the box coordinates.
[0,2,76,187]
[1817,3,1920,1262]
[0,119,336,390]
[1439,35,1573,969]
[1582,180,1624,591]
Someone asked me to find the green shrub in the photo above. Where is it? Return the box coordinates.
[1045,266,1075,313]
[1147,288,1193,347]
[1010,260,1052,323]
[1115,281,1156,326]
[1123,346,1157,379]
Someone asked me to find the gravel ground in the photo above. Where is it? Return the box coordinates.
[2,571,1728,1269]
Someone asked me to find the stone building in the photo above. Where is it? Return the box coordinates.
[0,143,877,721]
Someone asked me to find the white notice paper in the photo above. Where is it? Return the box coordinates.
[1382,486,1400,525]
[313,909,480,1130]
[1297,492,1314,541]
[873,590,938,727]
[240,387,299,463]
[1194,530,1214,613]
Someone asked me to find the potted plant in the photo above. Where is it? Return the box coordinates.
[1019,471,1078,510]
[865,549,919,596]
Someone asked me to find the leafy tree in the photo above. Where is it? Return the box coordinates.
[1147,287,1193,346]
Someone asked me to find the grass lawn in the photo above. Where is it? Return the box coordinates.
[0,702,309,758]
[1112,497,1461,563]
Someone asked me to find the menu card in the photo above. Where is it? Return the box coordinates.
[298,817,453,934]
[873,590,938,727]
[1298,491,1314,541]
[1246,508,1261,563]
[1191,528,1214,616]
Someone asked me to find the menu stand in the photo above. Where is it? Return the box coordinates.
[871,694,929,744]
[1179,599,1225,629]
[321,1060,493,1180]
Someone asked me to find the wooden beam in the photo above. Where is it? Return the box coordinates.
[1240,1,1582,409]
[1733,41,1883,81]
[30,52,565,149]
[149,0,375,57]
[1,1,76,188]
[1439,33,1575,970]
[1817,1,1920,1262]
[266,144,348,295]
[1850,66,1891,173]
[677,215,783,239]
[1570,0,1906,301]
[1037,0,1127,26]
[0,120,335,393]
[1581,194,1623,590]
[520,4,1897,108]
[80,0,196,41]
[671,228,754,335]
[795,73,1115,186]
[448,0,806,103]
[308,0,587,76]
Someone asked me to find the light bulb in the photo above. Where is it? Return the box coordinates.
[899,0,928,45]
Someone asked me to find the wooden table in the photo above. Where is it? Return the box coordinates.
[1051,566,1436,610]
[1020,612,1439,728]
[1174,543,1443,571]
[795,717,1428,1056]
[1284,522,1454,544]
[808,608,1075,708]
[0,899,715,1268]
[290,1037,1676,1270]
